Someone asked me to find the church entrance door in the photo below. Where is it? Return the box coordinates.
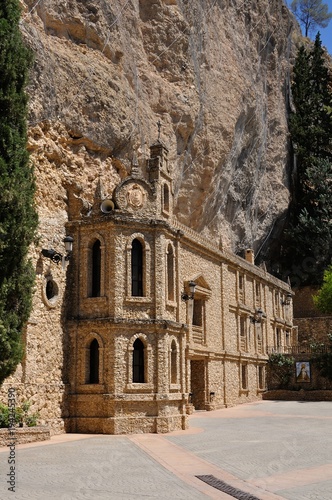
[190,359,206,410]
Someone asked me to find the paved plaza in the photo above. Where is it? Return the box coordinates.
[0,400,331,499]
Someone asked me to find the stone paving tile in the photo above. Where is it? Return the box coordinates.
[130,434,282,500]
[0,401,331,500]
[167,401,332,500]
[252,464,332,494]
[0,436,206,500]
[278,479,332,500]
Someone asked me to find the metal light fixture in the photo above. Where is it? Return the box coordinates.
[250,307,263,324]
[42,236,74,266]
[181,281,196,301]
[281,292,292,306]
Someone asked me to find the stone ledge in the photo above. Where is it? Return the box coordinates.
[0,426,51,446]
[263,390,332,401]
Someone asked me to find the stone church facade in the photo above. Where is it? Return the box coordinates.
[1,138,296,435]
[64,139,296,434]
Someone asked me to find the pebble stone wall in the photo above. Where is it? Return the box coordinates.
[0,141,296,435]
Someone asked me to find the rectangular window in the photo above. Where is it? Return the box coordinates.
[275,291,279,315]
[258,366,264,389]
[255,282,260,303]
[238,273,245,302]
[239,316,247,351]
[240,316,246,337]
[193,299,203,327]
[276,328,281,348]
[256,323,263,353]
[241,364,248,390]
[192,297,205,344]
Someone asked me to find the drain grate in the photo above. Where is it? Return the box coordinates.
[195,475,261,500]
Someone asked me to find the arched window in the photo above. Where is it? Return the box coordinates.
[131,239,143,296]
[167,244,174,301]
[89,239,101,297]
[170,340,177,384]
[133,338,144,383]
[163,183,170,212]
[88,339,99,384]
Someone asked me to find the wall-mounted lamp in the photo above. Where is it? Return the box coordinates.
[41,236,74,267]
[250,307,263,324]
[181,281,196,301]
[188,392,193,403]
[210,391,215,402]
[281,292,292,306]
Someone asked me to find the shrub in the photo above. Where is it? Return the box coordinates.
[267,354,295,389]
[0,401,39,428]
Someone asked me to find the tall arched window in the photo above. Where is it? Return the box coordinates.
[163,183,170,212]
[88,339,99,384]
[170,340,177,384]
[133,338,144,383]
[89,239,101,297]
[167,244,174,301]
[131,239,143,296]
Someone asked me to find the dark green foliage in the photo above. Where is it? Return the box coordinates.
[313,265,332,313]
[311,333,332,381]
[0,403,9,427]
[0,0,38,383]
[0,400,39,428]
[279,34,332,286]
[267,354,295,388]
[290,38,332,163]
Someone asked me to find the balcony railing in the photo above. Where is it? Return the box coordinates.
[192,325,204,344]
[267,345,328,355]
[240,336,247,352]
[257,339,263,354]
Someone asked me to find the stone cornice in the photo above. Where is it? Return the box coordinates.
[66,210,291,293]
[171,218,291,292]
[67,316,188,332]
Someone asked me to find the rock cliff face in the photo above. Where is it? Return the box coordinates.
[21,0,295,256]
[0,0,298,432]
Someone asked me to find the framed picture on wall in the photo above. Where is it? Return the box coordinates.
[296,361,310,383]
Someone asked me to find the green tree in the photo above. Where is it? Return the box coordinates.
[309,333,332,381]
[279,34,332,286]
[290,0,332,37]
[290,36,332,163]
[313,265,332,312]
[0,1,38,384]
[267,354,295,389]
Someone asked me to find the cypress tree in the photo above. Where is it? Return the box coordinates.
[0,1,38,383]
[279,33,332,286]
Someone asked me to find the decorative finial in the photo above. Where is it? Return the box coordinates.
[131,152,139,177]
[95,174,104,201]
[157,120,161,141]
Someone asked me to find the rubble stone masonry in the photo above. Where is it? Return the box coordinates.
[0,140,296,434]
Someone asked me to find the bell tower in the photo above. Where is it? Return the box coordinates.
[147,123,174,219]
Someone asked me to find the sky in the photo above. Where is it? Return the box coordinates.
[285,0,332,55]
